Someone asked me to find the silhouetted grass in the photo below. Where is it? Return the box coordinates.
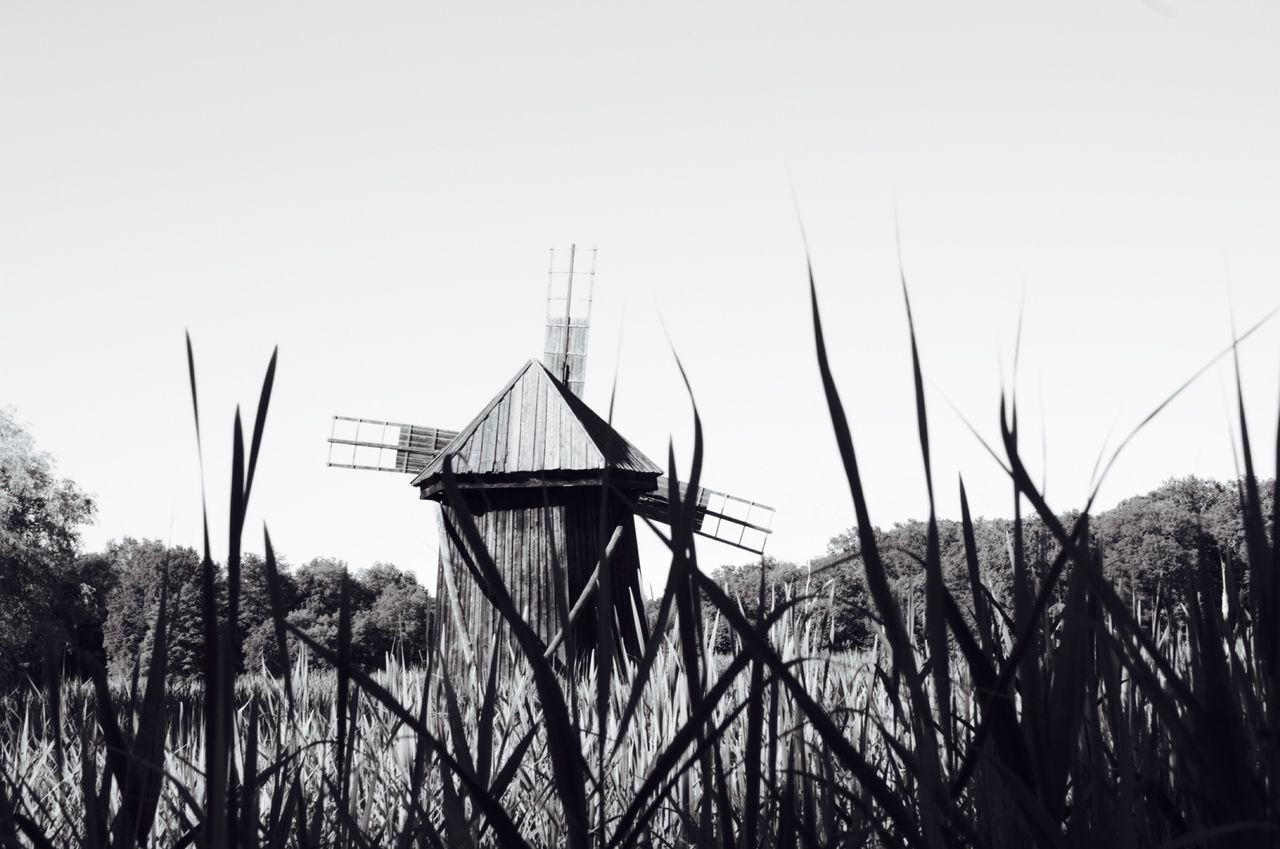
[2,268,1278,847]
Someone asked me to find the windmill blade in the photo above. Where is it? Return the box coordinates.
[635,476,775,555]
[542,244,595,398]
[327,416,459,474]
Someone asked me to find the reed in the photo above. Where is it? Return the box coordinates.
[1,268,1277,847]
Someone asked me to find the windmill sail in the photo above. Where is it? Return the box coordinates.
[327,416,458,474]
[636,476,775,554]
[542,244,595,399]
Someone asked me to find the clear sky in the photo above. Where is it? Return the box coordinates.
[2,1,1278,593]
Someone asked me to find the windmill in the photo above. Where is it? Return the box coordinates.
[327,246,774,672]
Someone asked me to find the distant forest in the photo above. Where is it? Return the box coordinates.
[700,474,1275,653]
[1,407,1274,688]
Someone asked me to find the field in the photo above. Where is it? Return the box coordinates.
[2,282,1278,848]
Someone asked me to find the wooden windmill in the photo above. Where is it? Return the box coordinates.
[327,246,774,672]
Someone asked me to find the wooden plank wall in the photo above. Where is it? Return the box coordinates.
[543,317,589,396]
[432,488,648,681]
[446,363,607,477]
[415,360,661,486]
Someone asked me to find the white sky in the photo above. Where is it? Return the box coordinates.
[2,1,1278,594]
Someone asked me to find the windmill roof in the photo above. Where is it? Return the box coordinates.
[410,360,662,491]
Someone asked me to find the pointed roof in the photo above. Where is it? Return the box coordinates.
[410,360,661,492]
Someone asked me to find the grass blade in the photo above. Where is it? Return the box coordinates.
[439,455,592,849]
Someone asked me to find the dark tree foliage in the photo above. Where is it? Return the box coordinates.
[5,399,1272,685]
[286,556,366,660]
[100,549,435,677]
[820,476,1276,640]
[353,562,434,667]
[53,553,119,676]
[276,557,434,670]
[0,408,97,688]
[1094,476,1271,620]
[101,538,209,678]
[703,555,874,652]
[239,551,298,674]
[834,517,1016,636]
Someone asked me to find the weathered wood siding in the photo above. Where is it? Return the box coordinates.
[543,317,590,398]
[412,359,662,488]
[432,487,648,678]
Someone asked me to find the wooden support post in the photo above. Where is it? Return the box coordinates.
[542,522,623,660]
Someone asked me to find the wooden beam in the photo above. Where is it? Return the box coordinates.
[542,523,624,660]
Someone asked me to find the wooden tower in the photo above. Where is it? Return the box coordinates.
[327,247,775,672]
[412,359,661,672]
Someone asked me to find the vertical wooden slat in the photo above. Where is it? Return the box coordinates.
[531,504,543,642]
[559,397,571,470]
[544,389,562,471]
[572,409,589,469]
[545,504,555,643]
[476,412,492,473]
[544,503,555,644]
[472,412,486,475]
[533,370,548,470]
[543,499,555,653]
[434,486,653,683]
[566,402,579,469]
[486,509,499,666]
[514,505,528,638]
[525,504,534,641]
[535,501,545,640]
[507,375,524,474]
[529,505,541,640]
[538,504,547,641]
[514,506,525,633]
[481,404,494,471]
[469,415,484,475]
[565,496,578,653]
[511,508,522,629]
[542,391,558,471]
[495,509,507,629]
[519,372,539,470]
[493,382,510,473]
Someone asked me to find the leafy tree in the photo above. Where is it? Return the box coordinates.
[52,552,118,677]
[239,551,298,674]
[705,556,873,652]
[0,408,96,687]
[353,563,433,667]
[1096,476,1273,622]
[287,557,367,659]
[94,546,438,677]
[705,557,797,647]
[801,551,875,650]
[824,476,1276,643]
[280,557,432,670]
[871,518,1014,625]
[101,538,207,677]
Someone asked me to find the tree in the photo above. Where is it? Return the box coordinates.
[287,557,368,659]
[353,563,433,667]
[52,552,118,677]
[0,408,96,688]
[705,556,872,652]
[801,551,875,650]
[824,477,1277,641]
[239,551,298,674]
[1096,476,1273,623]
[241,556,434,672]
[101,538,207,677]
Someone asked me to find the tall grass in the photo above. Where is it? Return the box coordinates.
[1,272,1278,848]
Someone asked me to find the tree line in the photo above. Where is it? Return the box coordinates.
[2,533,435,689]
[1,408,434,689]
[3,405,1274,687]
[702,475,1274,652]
